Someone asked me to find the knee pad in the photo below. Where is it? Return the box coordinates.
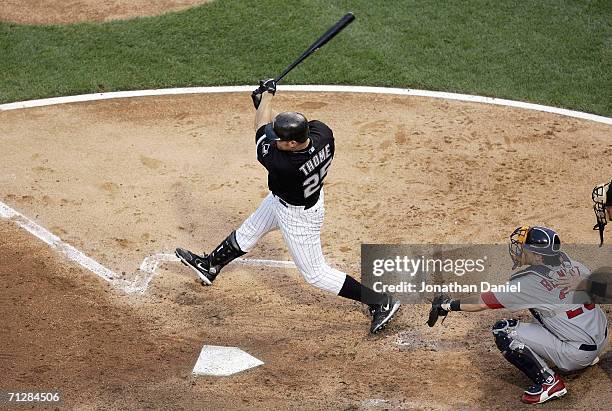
[491,319,552,384]
[492,319,519,352]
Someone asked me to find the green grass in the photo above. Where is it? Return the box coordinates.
[1,0,610,115]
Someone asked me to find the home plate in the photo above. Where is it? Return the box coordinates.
[192,345,264,376]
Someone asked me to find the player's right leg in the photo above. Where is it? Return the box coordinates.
[491,320,566,404]
[176,193,278,285]
[275,194,400,333]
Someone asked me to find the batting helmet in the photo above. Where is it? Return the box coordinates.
[265,112,309,143]
[509,226,561,269]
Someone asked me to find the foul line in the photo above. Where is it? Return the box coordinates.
[0,201,296,294]
[0,201,132,291]
[0,85,610,125]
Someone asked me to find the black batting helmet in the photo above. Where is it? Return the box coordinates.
[265,112,309,143]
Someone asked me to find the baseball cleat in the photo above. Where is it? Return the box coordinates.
[590,356,600,366]
[175,248,216,285]
[369,295,401,334]
[521,374,567,404]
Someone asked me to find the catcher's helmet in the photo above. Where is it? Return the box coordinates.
[592,180,612,246]
[509,226,561,269]
[265,112,309,143]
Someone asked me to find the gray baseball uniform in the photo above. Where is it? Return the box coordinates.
[482,252,608,371]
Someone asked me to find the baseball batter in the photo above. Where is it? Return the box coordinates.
[176,80,400,334]
[429,226,608,405]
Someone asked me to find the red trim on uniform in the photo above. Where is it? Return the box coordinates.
[481,291,504,309]
[566,307,583,319]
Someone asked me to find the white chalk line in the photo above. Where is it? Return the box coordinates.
[0,201,129,289]
[137,253,297,292]
[0,200,296,294]
[1,85,610,125]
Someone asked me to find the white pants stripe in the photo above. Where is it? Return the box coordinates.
[235,191,346,295]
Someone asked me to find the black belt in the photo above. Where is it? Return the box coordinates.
[579,328,607,351]
[275,194,318,210]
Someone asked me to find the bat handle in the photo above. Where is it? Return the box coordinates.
[274,65,295,84]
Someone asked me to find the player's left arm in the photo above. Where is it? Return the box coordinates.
[252,79,277,131]
[455,294,491,311]
[427,293,489,326]
[433,293,491,315]
[427,276,540,326]
[254,93,274,131]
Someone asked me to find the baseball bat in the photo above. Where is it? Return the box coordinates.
[274,12,355,83]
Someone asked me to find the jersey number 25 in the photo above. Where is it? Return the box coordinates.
[303,159,332,198]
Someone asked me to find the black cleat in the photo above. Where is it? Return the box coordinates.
[369,294,401,334]
[175,247,216,285]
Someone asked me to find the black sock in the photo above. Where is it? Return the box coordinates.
[338,275,386,307]
[209,231,245,272]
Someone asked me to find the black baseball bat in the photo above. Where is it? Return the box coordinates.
[274,12,355,83]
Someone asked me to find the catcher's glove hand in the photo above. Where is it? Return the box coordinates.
[251,78,276,109]
[427,294,451,327]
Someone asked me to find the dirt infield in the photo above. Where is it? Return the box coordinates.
[0,91,611,409]
[3,1,610,409]
[0,0,212,25]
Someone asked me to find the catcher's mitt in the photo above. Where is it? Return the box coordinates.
[427,294,450,327]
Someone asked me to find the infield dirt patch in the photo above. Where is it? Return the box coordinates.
[0,0,213,25]
[0,92,611,409]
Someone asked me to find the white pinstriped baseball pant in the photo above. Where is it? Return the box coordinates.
[234,190,346,294]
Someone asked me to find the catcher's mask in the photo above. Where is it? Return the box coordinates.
[264,112,309,143]
[592,181,612,247]
[509,226,561,269]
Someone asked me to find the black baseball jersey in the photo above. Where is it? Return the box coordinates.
[255,120,335,207]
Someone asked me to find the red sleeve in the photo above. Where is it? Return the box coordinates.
[481,291,504,309]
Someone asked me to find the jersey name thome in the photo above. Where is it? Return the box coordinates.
[299,144,332,176]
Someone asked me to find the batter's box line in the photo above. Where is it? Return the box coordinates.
[0,200,296,295]
[136,253,297,293]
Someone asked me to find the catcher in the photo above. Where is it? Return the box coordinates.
[428,226,608,405]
